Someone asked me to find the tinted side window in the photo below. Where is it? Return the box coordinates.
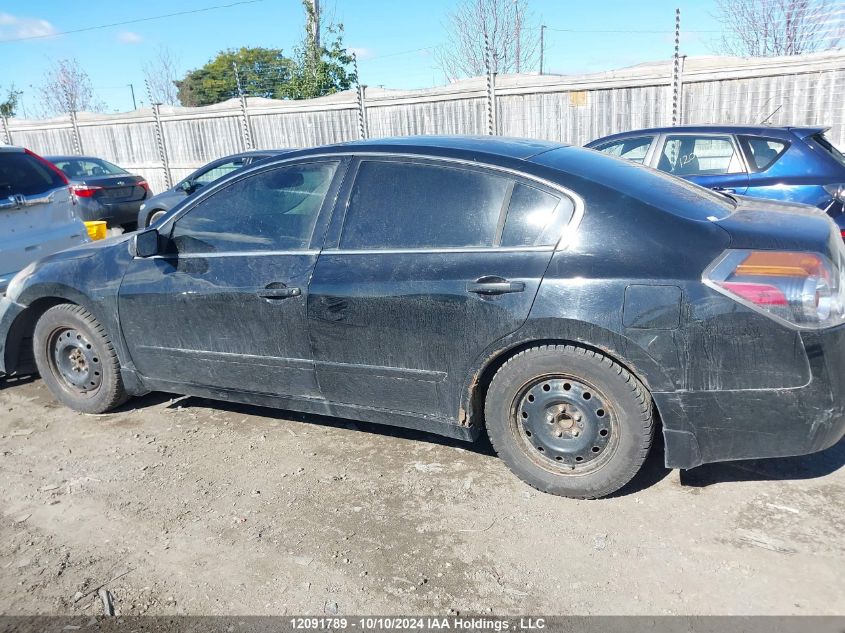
[660,135,745,175]
[341,161,509,249]
[501,183,573,247]
[171,161,338,254]
[0,152,66,197]
[737,136,789,171]
[595,136,653,164]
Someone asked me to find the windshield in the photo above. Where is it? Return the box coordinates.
[52,157,128,178]
[811,133,845,168]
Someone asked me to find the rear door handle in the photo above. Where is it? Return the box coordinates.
[257,286,301,300]
[712,187,736,193]
[467,279,525,295]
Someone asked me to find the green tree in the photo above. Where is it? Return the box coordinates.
[0,85,23,118]
[282,0,357,100]
[176,47,295,107]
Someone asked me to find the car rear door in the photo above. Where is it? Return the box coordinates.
[654,133,749,194]
[0,149,86,291]
[307,157,577,419]
[117,158,347,396]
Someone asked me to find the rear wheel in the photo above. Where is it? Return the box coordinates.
[33,304,129,414]
[484,344,653,499]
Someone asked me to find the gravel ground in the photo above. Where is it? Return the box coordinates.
[0,376,843,616]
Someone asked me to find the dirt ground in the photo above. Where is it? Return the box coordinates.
[1,375,843,616]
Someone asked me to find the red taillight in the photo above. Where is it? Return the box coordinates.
[840,229,845,239]
[24,148,68,185]
[70,184,103,198]
[139,180,150,191]
[705,249,845,329]
[720,282,789,306]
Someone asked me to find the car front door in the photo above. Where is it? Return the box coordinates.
[654,133,749,194]
[118,158,346,397]
[307,157,577,419]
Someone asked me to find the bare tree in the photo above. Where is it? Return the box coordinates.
[437,0,539,81]
[37,58,104,116]
[713,0,844,56]
[142,46,181,106]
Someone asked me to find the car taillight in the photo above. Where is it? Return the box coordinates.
[705,249,845,329]
[70,184,103,198]
[139,180,150,191]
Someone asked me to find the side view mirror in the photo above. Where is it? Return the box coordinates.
[133,228,160,258]
[179,180,196,194]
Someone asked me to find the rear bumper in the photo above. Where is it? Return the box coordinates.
[657,323,845,468]
[78,199,144,225]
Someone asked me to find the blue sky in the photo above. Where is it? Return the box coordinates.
[0,0,723,115]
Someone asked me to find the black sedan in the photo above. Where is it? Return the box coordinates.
[2,136,845,498]
[47,155,151,228]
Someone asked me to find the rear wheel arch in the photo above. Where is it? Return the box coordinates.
[462,332,668,433]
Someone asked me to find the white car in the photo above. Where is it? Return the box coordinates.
[0,146,89,293]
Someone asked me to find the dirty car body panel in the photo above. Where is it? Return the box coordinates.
[1,136,844,483]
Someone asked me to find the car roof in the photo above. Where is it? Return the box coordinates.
[45,155,113,162]
[587,124,829,145]
[290,136,568,162]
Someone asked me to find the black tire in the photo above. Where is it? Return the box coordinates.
[33,304,129,414]
[484,344,653,499]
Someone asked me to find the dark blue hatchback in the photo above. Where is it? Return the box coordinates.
[586,125,845,232]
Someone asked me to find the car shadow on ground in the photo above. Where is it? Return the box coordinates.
[10,383,844,496]
[680,439,845,487]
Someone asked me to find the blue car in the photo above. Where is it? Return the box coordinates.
[586,125,845,232]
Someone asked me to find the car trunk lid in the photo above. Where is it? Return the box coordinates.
[74,175,147,202]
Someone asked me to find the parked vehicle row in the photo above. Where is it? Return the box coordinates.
[2,135,844,499]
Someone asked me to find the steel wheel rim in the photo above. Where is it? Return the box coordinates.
[510,375,619,475]
[47,327,102,396]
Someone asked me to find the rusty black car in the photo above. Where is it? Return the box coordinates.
[2,136,844,498]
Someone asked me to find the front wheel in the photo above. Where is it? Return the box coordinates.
[484,344,653,499]
[147,209,167,226]
[33,304,129,414]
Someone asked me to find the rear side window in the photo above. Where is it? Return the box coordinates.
[810,133,845,168]
[171,161,338,254]
[501,183,572,247]
[659,135,745,175]
[737,136,789,171]
[594,136,653,164]
[0,151,66,197]
[341,161,510,249]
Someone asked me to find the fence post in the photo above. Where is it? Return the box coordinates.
[353,53,369,139]
[485,33,498,136]
[233,62,254,150]
[1,116,11,145]
[671,7,682,126]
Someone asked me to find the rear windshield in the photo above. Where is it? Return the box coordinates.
[0,151,67,197]
[811,133,845,167]
[51,157,128,178]
[535,146,735,221]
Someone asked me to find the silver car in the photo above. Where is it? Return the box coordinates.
[0,146,89,293]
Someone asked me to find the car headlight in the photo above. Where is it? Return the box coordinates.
[140,202,146,211]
